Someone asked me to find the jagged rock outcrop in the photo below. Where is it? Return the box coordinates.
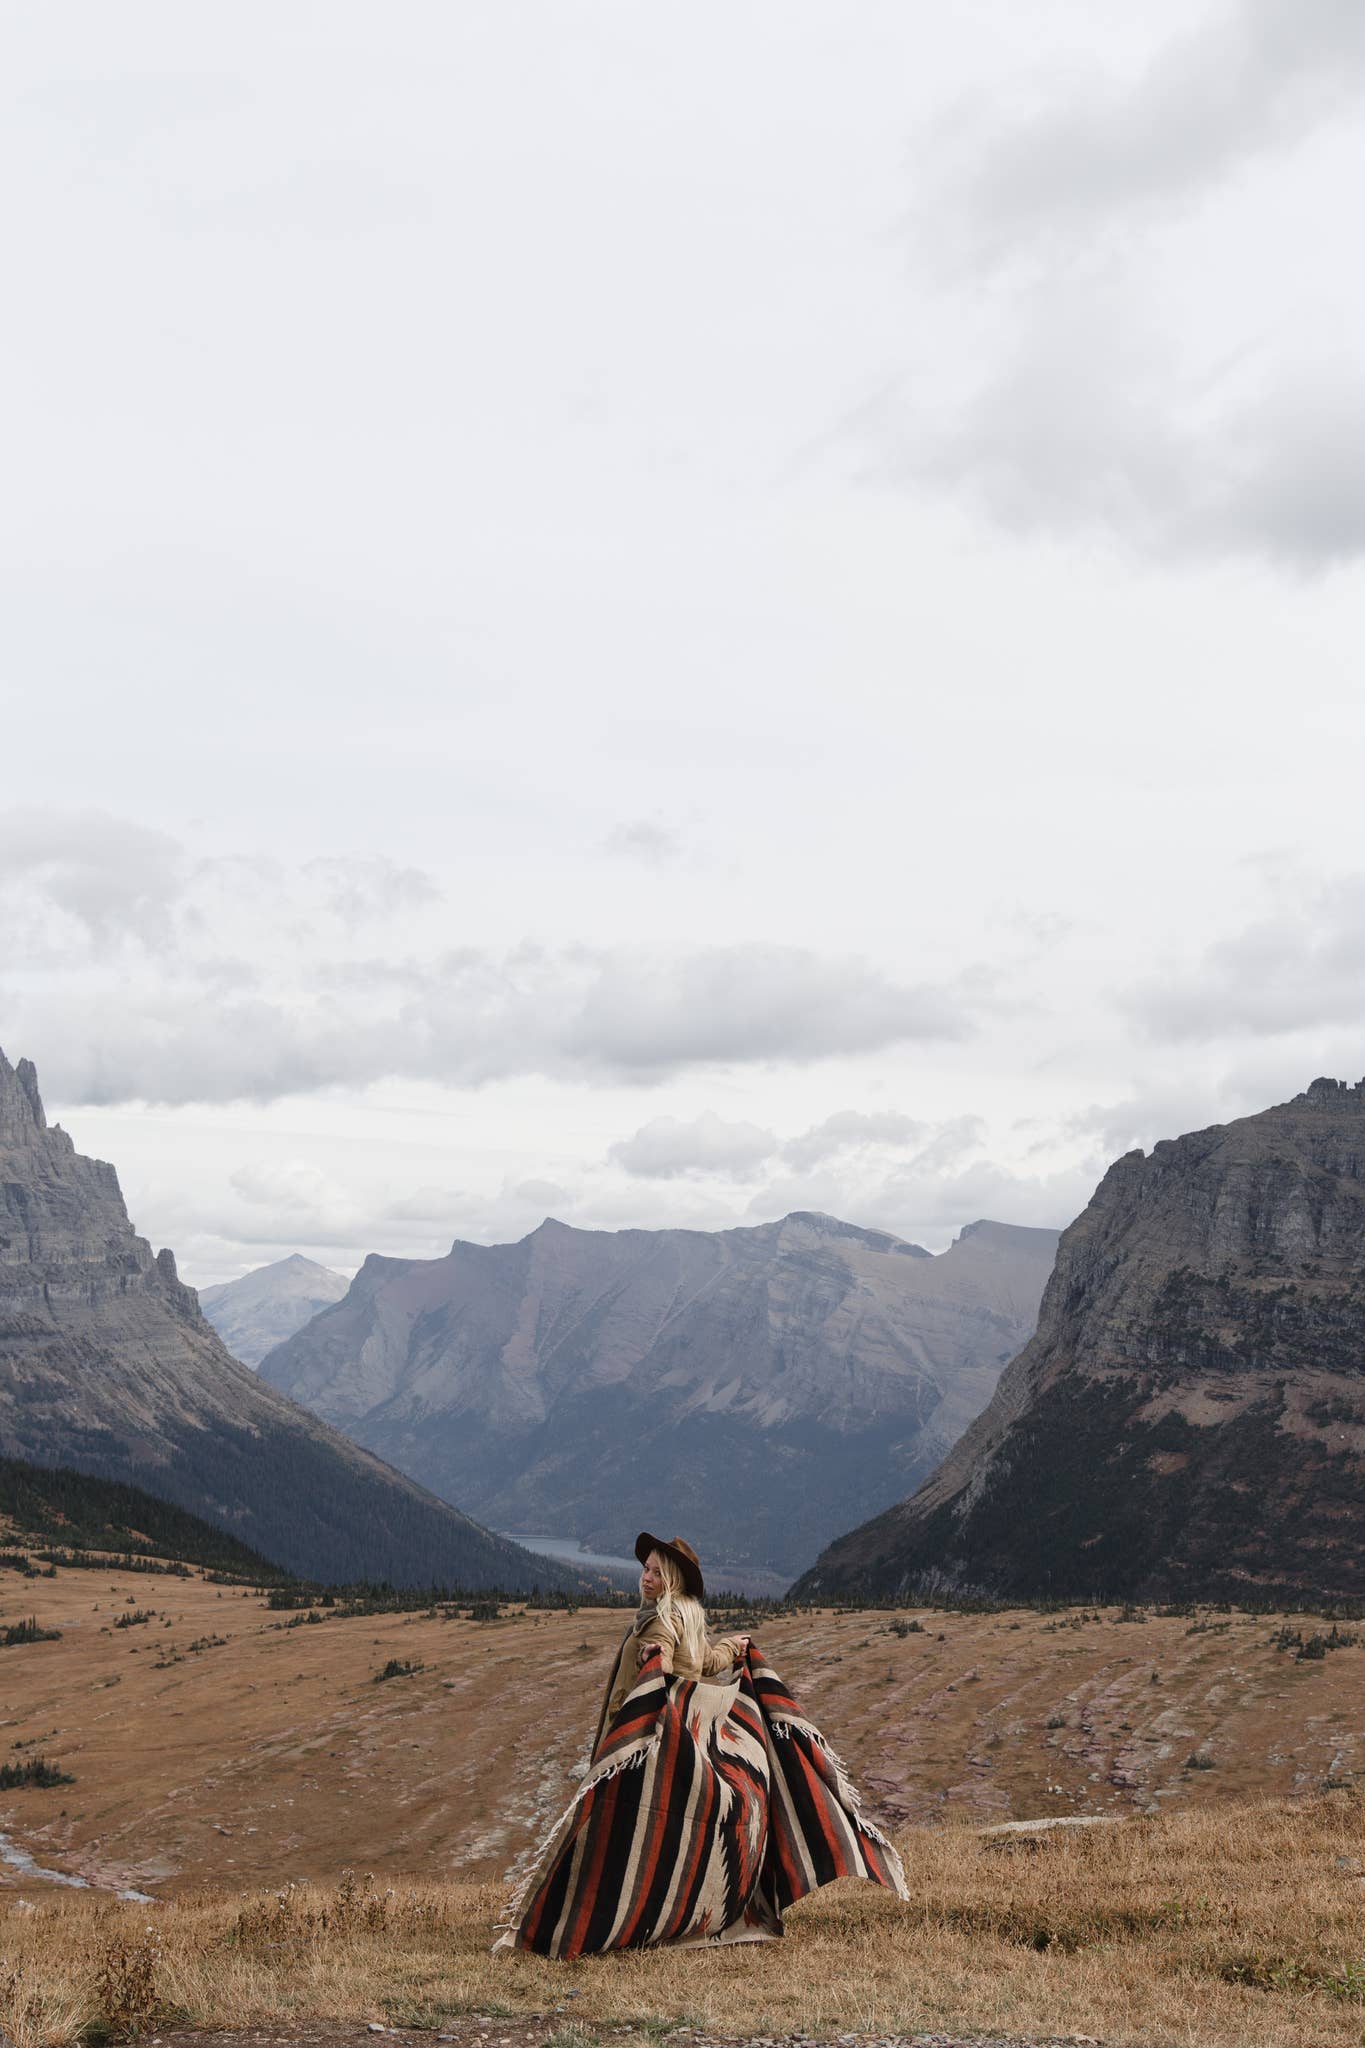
[200,1254,349,1368]
[796,1080,1365,1606]
[260,1210,1059,1579]
[0,1047,578,1591]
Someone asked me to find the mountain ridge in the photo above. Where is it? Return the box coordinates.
[261,1205,1060,1576]
[795,1079,1365,1605]
[200,1253,350,1368]
[0,1047,580,1592]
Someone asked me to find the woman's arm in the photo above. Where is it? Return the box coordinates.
[700,1632,749,1673]
[635,1613,678,1674]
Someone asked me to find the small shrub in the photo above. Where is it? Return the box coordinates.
[0,1756,74,1789]
[1,1616,61,1647]
[113,1609,154,1631]
[93,1926,164,2039]
[1045,1713,1067,1729]
[1221,1951,1365,2000]
[1185,1751,1216,1770]
[373,1657,424,1683]
[888,1618,925,1637]
[226,1871,450,1956]
[542,2028,601,2048]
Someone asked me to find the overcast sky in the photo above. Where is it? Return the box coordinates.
[4,0,1364,1285]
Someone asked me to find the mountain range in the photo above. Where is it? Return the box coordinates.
[796,1079,1365,1607]
[0,1046,578,1592]
[259,1209,1059,1579]
[200,1253,349,1367]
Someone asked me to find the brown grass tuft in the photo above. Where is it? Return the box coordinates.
[2,1794,1364,2048]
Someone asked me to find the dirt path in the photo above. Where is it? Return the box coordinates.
[148,2025,1104,2048]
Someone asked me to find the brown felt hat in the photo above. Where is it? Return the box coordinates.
[635,1531,705,1602]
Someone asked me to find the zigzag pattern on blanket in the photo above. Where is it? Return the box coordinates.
[498,1643,906,1958]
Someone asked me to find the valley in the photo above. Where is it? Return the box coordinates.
[2,1556,1361,1902]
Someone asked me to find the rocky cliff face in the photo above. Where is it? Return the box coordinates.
[796,1080,1365,1606]
[259,1209,1059,1579]
[200,1254,349,1368]
[0,1047,577,1591]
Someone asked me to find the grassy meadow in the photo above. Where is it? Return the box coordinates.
[2,1797,1364,2048]
[2,1553,1364,2045]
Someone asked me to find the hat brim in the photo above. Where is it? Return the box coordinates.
[635,1530,705,1602]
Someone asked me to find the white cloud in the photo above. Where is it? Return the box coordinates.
[1124,874,1365,1041]
[0,816,980,1105]
[600,819,685,868]
[606,1100,1086,1250]
[0,808,185,949]
[877,0,1365,566]
[610,1111,778,1181]
[229,1159,350,1218]
[948,0,1365,255]
[749,1150,1090,1247]
[782,1108,926,1171]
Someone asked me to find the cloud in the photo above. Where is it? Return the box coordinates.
[879,0,1365,567]
[950,0,1365,257]
[550,947,971,1075]
[891,298,1365,569]
[603,1103,1084,1248]
[601,819,685,868]
[302,855,441,925]
[0,811,442,959]
[0,808,185,948]
[610,1111,778,1181]
[781,1108,926,1172]
[0,811,977,1107]
[750,1138,1089,1248]
[1123,875,1365,1041]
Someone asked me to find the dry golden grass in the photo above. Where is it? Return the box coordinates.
[2,1795,1363,2048]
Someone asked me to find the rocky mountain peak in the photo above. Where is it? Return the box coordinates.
[15,1056,45,1129]
[263,1204,1060,1580]
[199,1252,351,1370]
[797,1079,1365,1607]
[0,1046,45,1141]
[1296,1075,1365,1109]
[771,1210,932,1256]
[0,1047,578,1591]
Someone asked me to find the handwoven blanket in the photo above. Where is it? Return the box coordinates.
[496,1642,907,1957]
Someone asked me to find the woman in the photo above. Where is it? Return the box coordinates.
[497,1529,907,1957]
[594,1533,748,1755]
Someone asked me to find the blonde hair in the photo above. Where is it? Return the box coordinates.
[649,1550,707,1672]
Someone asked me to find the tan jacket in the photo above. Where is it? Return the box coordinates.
[597,1606,744,1747]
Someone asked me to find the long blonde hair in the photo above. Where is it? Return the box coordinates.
[651,1551,707,1671]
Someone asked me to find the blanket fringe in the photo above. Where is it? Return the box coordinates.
[767,1716,908,1893]
[493,1741,654,1938]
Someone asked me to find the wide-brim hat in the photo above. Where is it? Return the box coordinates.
[635,1531,705,1601]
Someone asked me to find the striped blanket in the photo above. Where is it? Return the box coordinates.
[496,1642,907,1957]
